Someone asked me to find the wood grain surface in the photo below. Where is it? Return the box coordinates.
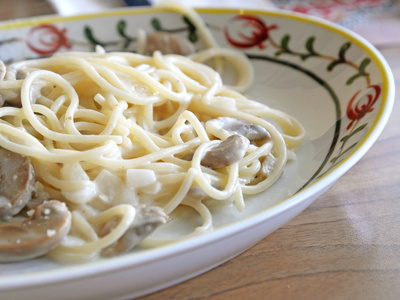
[0,2,399,300]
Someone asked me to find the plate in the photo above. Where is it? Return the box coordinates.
[0,5,394,300]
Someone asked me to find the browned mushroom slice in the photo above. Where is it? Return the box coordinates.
[145,32,195,56]
[101,205,167,257]
[0,147,35,217]
[0,200,71,262]
[201,134,250,169]
[206,117,271,142]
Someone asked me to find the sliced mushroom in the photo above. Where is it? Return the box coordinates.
[101,205,167,257]
[145,32,195,56]
[0,147,35,217]
[0,200,71,262]
[205,117,271,142]
[252,153,277,185]
[201,134,250,169]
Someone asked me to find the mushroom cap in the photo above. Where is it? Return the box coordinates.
[205,117,271,142]
[201,134,250,169]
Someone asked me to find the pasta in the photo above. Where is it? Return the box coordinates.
[0,3,305,262]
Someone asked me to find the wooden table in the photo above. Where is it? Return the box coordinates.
[1,1,399,299]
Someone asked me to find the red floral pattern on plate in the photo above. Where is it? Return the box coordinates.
[347,84,381,129]
[224,15,277,49]
[27,24,71,55]
[224,12,382,171]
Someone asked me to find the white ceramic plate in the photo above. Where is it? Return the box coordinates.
[0,6,394,300]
